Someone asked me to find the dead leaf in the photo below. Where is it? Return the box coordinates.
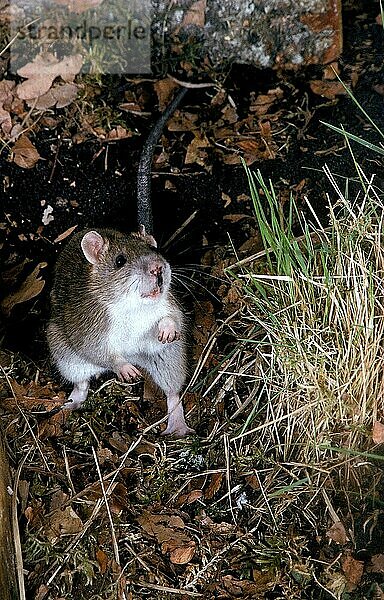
[223,213,249,223]
[0,79,15,106]
[105,125,134,141]
[154,79,180,112]
[250,89,282,116]
[1,262,47,316]
[244,474,260,490]
[38,410,66,439]
[309,80,347,99]
[17,53,82,100]
[26,82,79,110]
[138,510,196,565]
[181,0,206,28]
[185,134,210,166]
[368,554,384,573]
[54,225,78,243]
[204,473,223,499]
[177,489,203,507]
[35,584,50,600]
[221,575,263,596]
[341,554,364,591]
[96,549,109,574]
[12,135,41,169]
[222,192,232,208]
[45,505,83,542]
[373,421,384,444]
[0,106,12,136]
[167,111,198,132]
[168,542,196,565]
[323,62,340,80]
[221,104,238,124]
[326,520,348,545]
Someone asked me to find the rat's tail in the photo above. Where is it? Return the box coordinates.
[137,86,188,236]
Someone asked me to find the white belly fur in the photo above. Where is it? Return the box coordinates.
[106,295,176,357]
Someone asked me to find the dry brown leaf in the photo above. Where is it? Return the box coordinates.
[221,575,262,596]
[1,261,46,316]
[221,104,238,124]
[230,137,276,164]
[323,61,340,80]
[222,192,232,208]
[177,489,203,506]
[223,213,249,223]
[45,505,83,542]
[96,549,109,574]
[167,111,198,132]
[54,225,78,244]
[154,79,179,112]
[250,93,277,116]
[341,554,364,590]
[119,102,143,113]
[185,134,210,166]
[211,89,227,107]
[204,473,223,499]
[168,542,196,565]
[27,82,79,110]
[326,520,348,545]
[0,79,15,106]
[12,135,41,169]
[17,53,82,100]
[138,510,196,565]
[368,554,384,573]
[244,474,260,490]
[0,106,12,136]
[181,0,206,28]
[38,410,66,439]
[105,125,134,141]
[372,420,384,444]
[309,80,347,99]
[35,585,50,600]
[260,120,272,137]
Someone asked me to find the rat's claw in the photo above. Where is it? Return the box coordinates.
[118,363,141,381]
[158,317,179,343]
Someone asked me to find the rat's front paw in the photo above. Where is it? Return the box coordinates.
[158,317,180,343]
[117,363,142,381]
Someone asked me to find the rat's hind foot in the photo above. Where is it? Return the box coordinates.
[161,423,196,438]
[117,363,142,381]
[158,317,180,343]
[63,380,89,410]
[162,393,195,438]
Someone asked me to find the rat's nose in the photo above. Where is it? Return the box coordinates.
[150,265,163,288]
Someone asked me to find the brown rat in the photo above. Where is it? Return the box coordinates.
[47,227,195,437]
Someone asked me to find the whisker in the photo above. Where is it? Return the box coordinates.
[173,266,227,284]
[173,273,221,302]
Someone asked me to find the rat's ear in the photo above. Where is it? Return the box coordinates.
[137,224,157,248]
[81,231,108,264]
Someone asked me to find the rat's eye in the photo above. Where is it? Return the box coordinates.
[115,254,127,269]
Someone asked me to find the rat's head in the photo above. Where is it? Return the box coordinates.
[81,228,171,304]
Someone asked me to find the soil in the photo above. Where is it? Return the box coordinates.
[1,0,384,598]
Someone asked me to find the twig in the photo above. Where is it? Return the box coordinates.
[167,75,217,89]
[163,210,198,250]
[92,447,121,567]
[12,450,32,600]
[137,581,202,596]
